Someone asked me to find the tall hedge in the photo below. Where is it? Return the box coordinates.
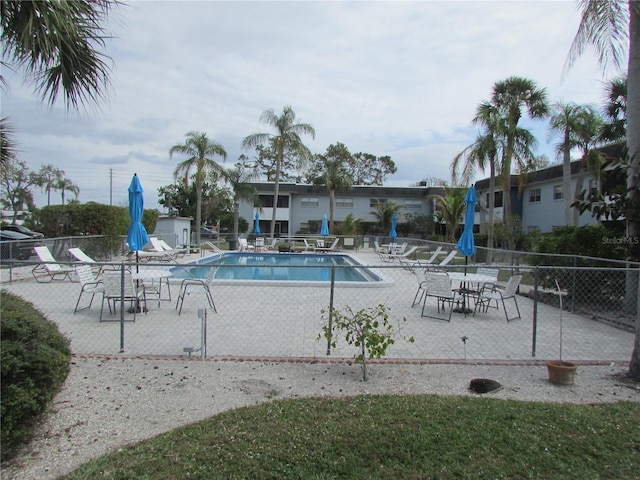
[39,202,158,238]
[0,291,71,461]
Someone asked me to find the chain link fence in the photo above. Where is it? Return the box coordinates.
[1,238,637,364]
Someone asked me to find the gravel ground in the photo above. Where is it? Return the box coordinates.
[2,356,640,480]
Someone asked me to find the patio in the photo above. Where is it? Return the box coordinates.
[0,249,635,363]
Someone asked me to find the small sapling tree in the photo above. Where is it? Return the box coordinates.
[319,303,413,381]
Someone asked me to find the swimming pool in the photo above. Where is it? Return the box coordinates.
[171,252,385,284]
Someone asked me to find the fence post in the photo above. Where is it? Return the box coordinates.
[571,256,577,312]
[119,263,125,353]
[531,266,539,357]
[326,266,336,355]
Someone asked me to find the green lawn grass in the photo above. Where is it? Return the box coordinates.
[63,394,640,480]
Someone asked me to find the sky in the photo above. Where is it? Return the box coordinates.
[1,0,625,212]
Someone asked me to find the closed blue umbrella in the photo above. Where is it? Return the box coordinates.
[454,186,477,314]
[320,214,329,236]
[456,186,477,258]
[126,174,150,252]
[254,211,261,235]
[389,213,397,240]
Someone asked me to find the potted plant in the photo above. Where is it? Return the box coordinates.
[546,280,578,385]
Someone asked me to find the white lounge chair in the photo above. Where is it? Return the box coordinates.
[238,238,254,251]
[149,237,187,258]
[399,246,443,271]
[314,238,339,252]
[379,245,418,263]
[432,250,458,269]
[68,247,118,273]
[32,246,75,283]
[205,241,224,254]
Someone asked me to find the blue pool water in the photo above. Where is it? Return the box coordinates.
[171,252,381,283]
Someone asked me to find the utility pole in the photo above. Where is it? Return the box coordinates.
[109,168,113,206]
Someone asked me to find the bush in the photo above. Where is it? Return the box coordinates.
[1,291,71,461]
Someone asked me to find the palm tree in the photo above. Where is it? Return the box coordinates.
[370,200,403,236]
[571,106,605,225]
[491,76,549,249]
[317,145,353,228]
[36,164,64,206]
[599,75,627,144]
[242,106,315,237]
[432,190,466,243]
[57,177,80,205]
[224,159,259,244]
[1,0,116,110]
[549,101,593,225]
[1,116,17,165]
[170,131,227,245]
[339,212,363,236]
[452,100,505,262]
[564,0,639,379]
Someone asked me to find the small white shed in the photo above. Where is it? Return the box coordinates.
[152,215,192,248]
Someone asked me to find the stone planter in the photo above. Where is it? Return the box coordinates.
[546,360,578,385]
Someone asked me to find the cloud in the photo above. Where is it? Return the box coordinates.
[1,0,619,210]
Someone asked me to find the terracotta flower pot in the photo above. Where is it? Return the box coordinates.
[546,360,578,385]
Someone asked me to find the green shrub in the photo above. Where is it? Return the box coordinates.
[0,291,71,461]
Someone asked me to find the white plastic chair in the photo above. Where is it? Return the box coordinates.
[474,274,522,322]
[100,270,145,322]
[418,271,458,322]
[73,264,104,313]
[175,267,217,315]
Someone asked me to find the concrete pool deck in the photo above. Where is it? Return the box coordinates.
[0,248,635,364]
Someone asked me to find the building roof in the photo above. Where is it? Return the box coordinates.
[250,182,453,198]
[474,142,625,190]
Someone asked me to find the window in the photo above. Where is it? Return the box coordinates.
[336,198,353,208]
[529,188,541,203]
[370,198,387,207]
[553,185,563,200]
[258,195,289,208]
[300,197,318,208]
[404,200,422,209]
[485,191,503,208]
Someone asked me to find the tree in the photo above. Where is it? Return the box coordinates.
[169,131,227,245]
[346,152,397,185]
[599,76,627,144]
[0,117,17,165]
[432,190,466,243]
[224,157,259,242]
[57,177,80,205]
[34,164,64,206]
[490,76,549,249]
[242,106,315,237]
[0,0,117,110]
[253,140,301,182]
[338,212,363,236]
[370,200,403,235]
[571,106,605,225]
[452,100,505,262]
[0,157,37,224]
[549,102,600,225]
[564,0,639,379]
[306,143,353,228]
